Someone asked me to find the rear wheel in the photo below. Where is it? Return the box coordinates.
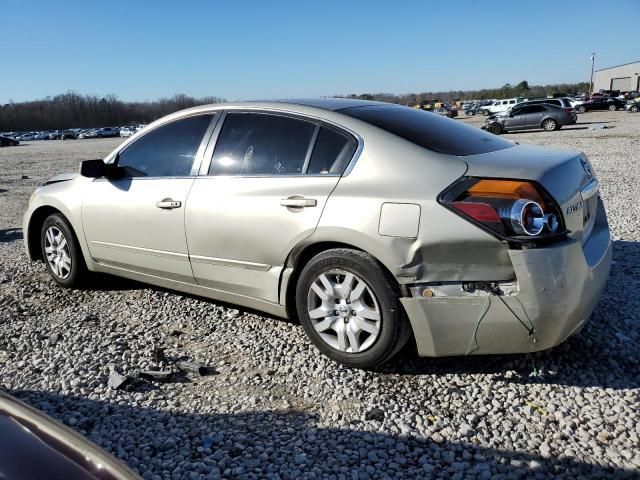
[482,109,490,116]
[542,118,558,131]
[608,104,617,111]
[487,123,502,135]
[41,213,87,288]
[631,105,639,113]
[295,249,411,368]
[577,105,586,113]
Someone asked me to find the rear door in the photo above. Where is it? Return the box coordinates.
[522,105,546,128]
[185,111,358,303]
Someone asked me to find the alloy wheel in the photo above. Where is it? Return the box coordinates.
[306,269,381,353]
[44,226,72,279]
[543,119,557,131]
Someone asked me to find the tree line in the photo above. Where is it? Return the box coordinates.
[2,80,591,131]
[341,80,591,105]
[0,92,224,132]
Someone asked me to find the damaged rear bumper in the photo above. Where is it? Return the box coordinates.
[401,203,612,357]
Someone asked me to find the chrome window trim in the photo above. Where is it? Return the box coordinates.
[198,108,364,178]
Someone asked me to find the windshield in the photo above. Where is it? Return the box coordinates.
[339,105,514,156]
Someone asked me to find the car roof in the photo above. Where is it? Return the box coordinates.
[270,98,387,111]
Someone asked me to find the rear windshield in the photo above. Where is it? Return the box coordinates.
[339,105,514,156]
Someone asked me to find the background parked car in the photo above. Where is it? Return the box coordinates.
[17,132,37,141]
[484,103,573,134]
[0,135,19,146]
[482,97,524,116]
[96,127,121,138]
[464,103,485,115]
[61,129,78,140]
[625,101,640,113]
[576,97,626,113]
[433,106,458,118]
[119,127,136,137]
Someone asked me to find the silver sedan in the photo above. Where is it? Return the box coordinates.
[23,99,612,368]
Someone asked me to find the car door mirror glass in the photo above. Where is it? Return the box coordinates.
[80,159,108,178]
[80,159,125,179]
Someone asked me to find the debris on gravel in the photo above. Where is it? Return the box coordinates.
[1,120,640,479]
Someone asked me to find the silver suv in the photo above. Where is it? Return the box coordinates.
[24,99,611,368]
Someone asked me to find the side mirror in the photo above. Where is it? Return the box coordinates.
[80,159,125,179]
[80,159,107,178]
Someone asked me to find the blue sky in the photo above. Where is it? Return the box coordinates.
[1,0,638,103]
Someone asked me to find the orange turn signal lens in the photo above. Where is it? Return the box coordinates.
[466,180,546,208]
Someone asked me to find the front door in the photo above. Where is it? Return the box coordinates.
[82,114,215,282]
[503,106,526,130]
[185,111,358,303]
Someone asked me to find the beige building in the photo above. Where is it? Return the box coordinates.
[593,60,640,92]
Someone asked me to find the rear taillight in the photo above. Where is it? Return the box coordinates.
[439,178,565,241]
[564,108,574,114]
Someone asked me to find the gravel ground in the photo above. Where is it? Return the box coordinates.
[1,113,639,479]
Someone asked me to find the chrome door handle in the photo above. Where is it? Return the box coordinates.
[156,199,182,209]
[280,197,317,208]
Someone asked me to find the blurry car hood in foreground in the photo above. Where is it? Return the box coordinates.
[0,391,139,480]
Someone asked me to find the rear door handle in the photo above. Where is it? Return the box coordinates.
[280,197,317,208]
[156,198,182,209]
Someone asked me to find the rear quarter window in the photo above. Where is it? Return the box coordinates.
[339,105,514,156]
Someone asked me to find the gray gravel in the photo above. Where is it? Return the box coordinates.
[1,113,639,479]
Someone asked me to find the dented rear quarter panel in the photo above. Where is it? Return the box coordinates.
[308,125,516,284]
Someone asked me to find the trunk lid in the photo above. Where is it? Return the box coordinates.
[460,144,598,244]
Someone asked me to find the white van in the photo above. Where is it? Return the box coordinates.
[482,98,524,116]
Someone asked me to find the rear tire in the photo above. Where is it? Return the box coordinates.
[542,119,558,131]
[482,109,490,116]
[295,249,411,369]
[40,213,88,288]
[631,105,639,113]
[577,105,586,113]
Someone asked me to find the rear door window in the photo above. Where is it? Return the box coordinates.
[339,105,513,156]
[209,113,316,175]
[307,127,357,175]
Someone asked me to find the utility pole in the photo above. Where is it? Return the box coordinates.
[589,52,595,96]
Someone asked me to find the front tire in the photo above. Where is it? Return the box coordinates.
[577,105,586,113]
[608,104,617,111]
[631,105,639,113]
[487,123,502,135]
[295,249,411,369]
[41,213,87,288]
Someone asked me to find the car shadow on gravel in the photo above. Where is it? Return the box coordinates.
[0,228,23,243]
[7,389,634,479]
[380,240,640,391]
